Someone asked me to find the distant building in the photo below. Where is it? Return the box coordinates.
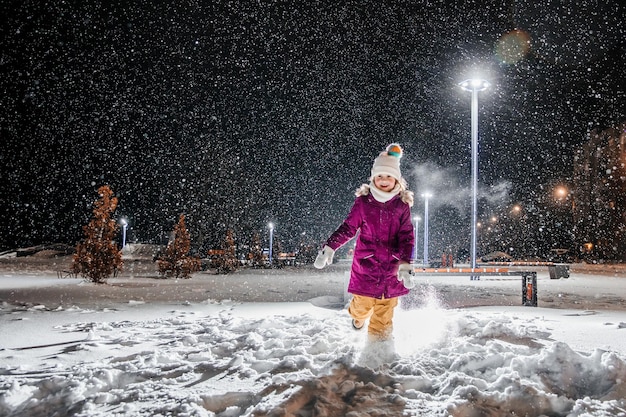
[572,122,626,261]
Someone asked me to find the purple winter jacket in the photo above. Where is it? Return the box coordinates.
[325,191,415,299]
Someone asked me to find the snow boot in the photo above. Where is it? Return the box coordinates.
[352,319,365,330]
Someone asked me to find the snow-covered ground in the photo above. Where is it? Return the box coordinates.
[1,257,626,416]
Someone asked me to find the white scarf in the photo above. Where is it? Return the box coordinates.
[369,181,401,203]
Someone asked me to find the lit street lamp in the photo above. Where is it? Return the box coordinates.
[551,185,573,255]
[554,185,568,201]
[422,193,432,266]
[413,215,421,263]
[119,218,128,249]
[459,78,489,278]
[268,223,274,266]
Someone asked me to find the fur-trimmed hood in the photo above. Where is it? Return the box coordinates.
[355,183,414,207]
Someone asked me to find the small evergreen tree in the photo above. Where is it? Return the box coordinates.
[249,232,264,268]
[72,185,123,284]
[157,214,200,279]
[215,229,239,273]
[271,238,283,268]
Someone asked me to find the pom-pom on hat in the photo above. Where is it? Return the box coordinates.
[370,143,403,181]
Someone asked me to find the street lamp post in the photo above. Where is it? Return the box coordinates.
[268,223,274,266]
[459,78,489,279]
[413,215,420,263]
[422,193,432,267]
[120,218,128,249]
[552,185,572,255]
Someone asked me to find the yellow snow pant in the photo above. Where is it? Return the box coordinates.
[348,294,398,340]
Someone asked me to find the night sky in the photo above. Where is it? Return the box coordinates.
[1,0,625,254]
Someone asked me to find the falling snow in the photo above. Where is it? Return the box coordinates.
[1,1,624,254]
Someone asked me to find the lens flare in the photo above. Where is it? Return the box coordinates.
[496,29,532,64]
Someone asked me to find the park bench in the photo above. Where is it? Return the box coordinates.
[57,270,76,279]
[410,266,538,307]
[479,261,570,279]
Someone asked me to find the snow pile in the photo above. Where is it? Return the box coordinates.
[1,294,626,416]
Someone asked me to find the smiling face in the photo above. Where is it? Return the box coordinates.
[373,174,397,192]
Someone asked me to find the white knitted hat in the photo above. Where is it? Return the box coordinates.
[370,143,403,181]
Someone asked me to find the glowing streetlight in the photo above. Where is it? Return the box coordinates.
[268,223,274,266]
[554,185,568,201]
[459,77,489,277]
[119,218,128,249]
[552,185,573,252]
[422,193,432,266]
[413,215,421,263]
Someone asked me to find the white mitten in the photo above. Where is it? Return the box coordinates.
[397,263,416,289]
[314,245,335,269]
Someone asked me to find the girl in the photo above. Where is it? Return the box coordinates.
[315,144,416,340]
